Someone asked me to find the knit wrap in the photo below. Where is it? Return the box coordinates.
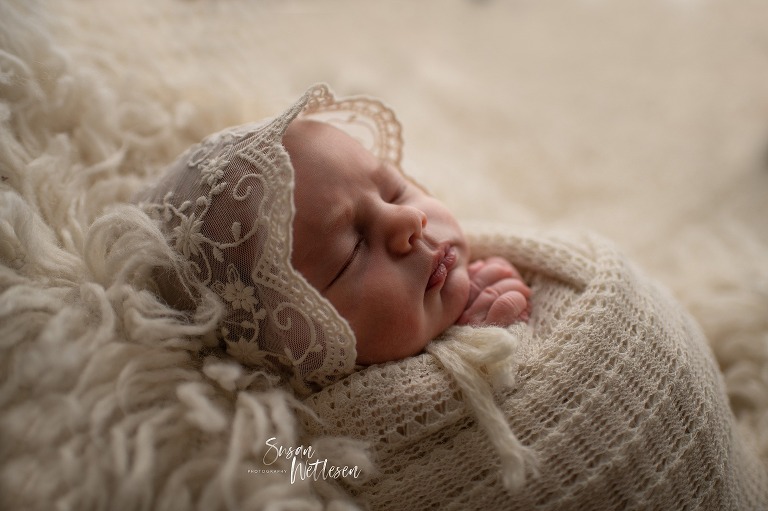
[302,227,768,510]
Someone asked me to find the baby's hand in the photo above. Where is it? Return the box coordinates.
[457,257,531,327]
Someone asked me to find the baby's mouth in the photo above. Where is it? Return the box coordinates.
[427,245,457,291]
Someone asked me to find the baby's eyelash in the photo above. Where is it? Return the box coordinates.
[328,237,363,288]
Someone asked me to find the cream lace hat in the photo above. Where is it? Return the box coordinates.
[137,84,404,394]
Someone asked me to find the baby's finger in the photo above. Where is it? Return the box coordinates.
[460,278,517,324]
[486,290,529,325]
[459,278,531,326]
[489,276,532,299]
[458,291,493,325]
[467,261,518,303]
[473,276,532,306]
[484,257,523,280]
[468,260,485,274]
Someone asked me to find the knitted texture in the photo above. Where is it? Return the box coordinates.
[302,227,768,510]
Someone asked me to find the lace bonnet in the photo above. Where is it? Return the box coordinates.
[138,84,404,394]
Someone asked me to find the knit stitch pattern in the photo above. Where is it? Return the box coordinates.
[303,227,768,510]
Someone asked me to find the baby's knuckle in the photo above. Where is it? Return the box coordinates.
[481,286,501,299]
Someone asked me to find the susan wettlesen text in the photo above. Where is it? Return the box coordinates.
[251,437,363,484]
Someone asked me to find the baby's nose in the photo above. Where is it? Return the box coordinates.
[386,205,427,254]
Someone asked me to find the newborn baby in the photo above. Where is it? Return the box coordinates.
[137,84,768,510]
[285,119,530,364]
[136,83,528,393]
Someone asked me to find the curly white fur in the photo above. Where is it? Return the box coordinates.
[0,2,368,509]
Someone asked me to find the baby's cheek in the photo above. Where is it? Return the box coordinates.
[353,291,429,364]
[444,266,472,327]
[454,267,472,309]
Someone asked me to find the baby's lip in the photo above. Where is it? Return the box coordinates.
[426,244,457,292]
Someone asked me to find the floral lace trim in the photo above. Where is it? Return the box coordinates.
[143,84,407,393]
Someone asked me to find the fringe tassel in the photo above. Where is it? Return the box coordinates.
[427,324,538,492]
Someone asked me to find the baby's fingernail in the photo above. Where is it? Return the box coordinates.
[469,260,484,271]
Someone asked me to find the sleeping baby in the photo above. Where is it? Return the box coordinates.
[285,117,530,365]
[136,83,529,392]
[136,84,768,510]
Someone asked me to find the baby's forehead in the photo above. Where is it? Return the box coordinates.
[284,117,429,198]
[285,119,378,171]
[284,118,346,144]
[286,119,404,173]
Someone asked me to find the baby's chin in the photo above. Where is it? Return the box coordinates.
[353,266,471,365]
[416,268,471,352]
[354,316,449,365]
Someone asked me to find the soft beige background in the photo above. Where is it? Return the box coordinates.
[57,0,768,255]
[54,0,767,438]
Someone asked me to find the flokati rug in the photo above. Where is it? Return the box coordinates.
[1,0,767,509]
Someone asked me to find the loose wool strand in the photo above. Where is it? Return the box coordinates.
[427,325,539,491]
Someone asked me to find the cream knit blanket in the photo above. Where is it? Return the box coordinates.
[302,227,768,510]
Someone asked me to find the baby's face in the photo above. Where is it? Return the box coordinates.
[285,120,471,365]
